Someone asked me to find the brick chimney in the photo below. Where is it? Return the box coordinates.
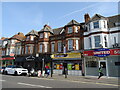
[84,13,90,23]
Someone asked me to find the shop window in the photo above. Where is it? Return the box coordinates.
[115,62,120,66]
[86,61,97,67]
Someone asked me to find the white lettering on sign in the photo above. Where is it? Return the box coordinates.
[114,50,120,54]
[93,51,110,55]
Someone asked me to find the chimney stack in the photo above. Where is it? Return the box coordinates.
[84,13,90,23]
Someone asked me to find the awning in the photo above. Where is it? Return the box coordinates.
[15,57,25,62]
[0,56,15,60]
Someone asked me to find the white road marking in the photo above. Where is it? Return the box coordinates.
[17,82,52,88]
[0,80,6,82]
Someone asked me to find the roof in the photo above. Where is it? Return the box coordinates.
[52,27,64,35]
[38,25,53,33]
[26,30,38,36]
[65,19,80,26]
[107,14,120,28]
[90,14,106,21]
[9,32,25,41]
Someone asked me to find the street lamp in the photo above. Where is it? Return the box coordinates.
[42,58,44,75]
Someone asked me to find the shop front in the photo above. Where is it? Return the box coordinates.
[51,52,82,76]
[84,48,120,77]
[0,55,15,67]
[15,54,51,71]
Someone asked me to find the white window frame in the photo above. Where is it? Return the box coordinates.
[31,36,34,41]
[76,40,79,50]
[58,41,62,52]
[68,27,73,33]
[94,35,101,47]
[103,21,106,28]
[68,39,73,50]
[25,46,28,54]
[75,26,78,33]
[51,43,55,52]
[89,37,92,48]
[40,33,43,38]
[45,33,48,38]
[30,45,33,54]
[104,35,107,47]
[39,44,43,53]
[44,44,47,52]
[93,21,99,29]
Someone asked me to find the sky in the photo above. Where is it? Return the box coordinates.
[1,1,119,38]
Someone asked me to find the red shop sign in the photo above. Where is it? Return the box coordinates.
[110,49,120,55]
[83,49,120,56]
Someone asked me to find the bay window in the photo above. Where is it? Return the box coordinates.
[68,39,73,50]
[51,43,55,52]
[68,27,73,33]
[58,41,62,52]
[39,44,43,53]
[76,40,79,50]
[40,33,43,38]
[94,36,101,47]
[93,21,99,29]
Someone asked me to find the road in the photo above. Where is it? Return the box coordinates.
[1,74,119,88]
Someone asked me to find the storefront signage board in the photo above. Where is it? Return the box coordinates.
[94,48,110,57]
[84,49,120,56]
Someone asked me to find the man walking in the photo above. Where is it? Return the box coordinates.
[98,65,104,79]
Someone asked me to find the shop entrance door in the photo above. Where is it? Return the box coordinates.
[98,60,107,76]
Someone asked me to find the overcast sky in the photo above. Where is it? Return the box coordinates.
[1,1,118,38]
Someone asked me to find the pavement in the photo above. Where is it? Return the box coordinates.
[31,74,119,86]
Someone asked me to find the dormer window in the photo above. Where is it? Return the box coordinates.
[40,33,43,38]
[68,27,73,33]
[93,21,99,29]
[26,36,29,40]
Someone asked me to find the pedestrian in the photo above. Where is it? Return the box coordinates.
[45,65,50,78]
[98,65,104,79]
[46,69,50,78]
[27,65,31,77]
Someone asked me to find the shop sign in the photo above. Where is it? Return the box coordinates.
[110,49,120,55]
[0,57,15,60]
[84,49,120,56]
[54,54,68,57]
[51,53,81,59]
[26,56,35,61]
[93,48,110,57]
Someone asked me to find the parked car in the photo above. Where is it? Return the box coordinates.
[0,67,6,74]
[4,65,28,76]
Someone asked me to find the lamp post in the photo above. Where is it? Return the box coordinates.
[42,58,44,75]
[51,58,53,77]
